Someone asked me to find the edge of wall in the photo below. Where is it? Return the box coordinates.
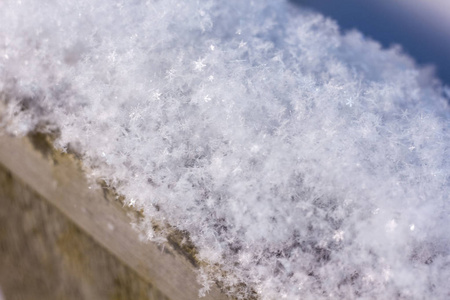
[0,133,228,300]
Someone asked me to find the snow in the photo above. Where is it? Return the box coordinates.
[1,0,450,299]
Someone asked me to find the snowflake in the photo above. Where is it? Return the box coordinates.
[194,57,206,71]
[165,68,176,81]
[332,230,344,242]
[400,109,409,120]
[107,50,117,63]
[152,89,161,100]
[345,98,354,107]
[385,219,397,232]
[383,268,392,281]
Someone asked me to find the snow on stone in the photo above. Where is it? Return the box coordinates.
[1,0,450,299]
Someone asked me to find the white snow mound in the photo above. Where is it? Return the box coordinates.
[1,0,450,299]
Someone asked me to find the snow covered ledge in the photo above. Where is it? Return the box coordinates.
[1,0,450,299]
[0,132,228,300]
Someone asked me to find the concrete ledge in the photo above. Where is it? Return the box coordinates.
[0,133,228,300]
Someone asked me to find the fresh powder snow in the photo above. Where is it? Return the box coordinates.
[1,0,450,299]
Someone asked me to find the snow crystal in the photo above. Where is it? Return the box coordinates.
[1,0,450,299]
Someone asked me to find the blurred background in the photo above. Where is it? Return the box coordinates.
[293,0,450,86]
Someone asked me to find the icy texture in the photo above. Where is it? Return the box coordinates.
[1,0,450,299]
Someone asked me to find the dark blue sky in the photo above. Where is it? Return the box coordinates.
[292,0,450,86]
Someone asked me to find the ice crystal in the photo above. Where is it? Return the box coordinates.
[1,0,450,299]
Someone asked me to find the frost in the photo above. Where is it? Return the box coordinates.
[197,268,214,298]
[1,0,450,299]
